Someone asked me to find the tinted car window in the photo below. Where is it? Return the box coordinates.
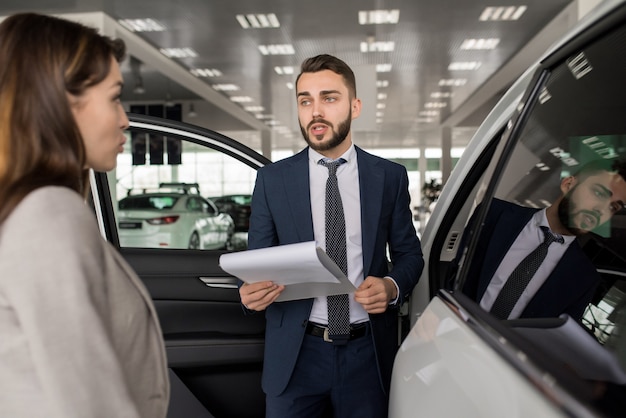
[448,17,626,414]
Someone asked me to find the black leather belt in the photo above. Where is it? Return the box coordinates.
[305,321,369,343]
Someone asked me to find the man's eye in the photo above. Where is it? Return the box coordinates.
[594,187,610,199]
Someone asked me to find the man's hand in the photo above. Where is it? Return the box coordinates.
[239,281,285,311]
[354,276,398,314]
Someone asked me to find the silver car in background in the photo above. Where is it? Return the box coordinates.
[118,191,234,250]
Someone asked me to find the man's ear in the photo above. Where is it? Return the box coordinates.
[351,98,362,119]
[561,176,577,193]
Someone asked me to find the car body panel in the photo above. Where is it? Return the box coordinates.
[394,1,626,417]
[390,293,581,418]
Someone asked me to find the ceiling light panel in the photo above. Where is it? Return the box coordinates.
[274,66,294,75]
[376,64,393,72]
[236,13,280,28]
[230,96,254,103]
[258,44,295,55]
[160,47,198,58]
[119,18,166,32]
[479,6,527,21]
[212,84,240,91]
[439,78,467,86]
[460,38,500,50]
[358,9,400,25]
[448,61,482,71]
[190,68,223,77]
[360,41,395,53]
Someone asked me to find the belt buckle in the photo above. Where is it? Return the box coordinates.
[323,327,333,343]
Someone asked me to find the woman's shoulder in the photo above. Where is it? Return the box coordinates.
[3,186,99,243]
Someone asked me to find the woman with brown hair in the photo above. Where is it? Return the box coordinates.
[0,13,169,417]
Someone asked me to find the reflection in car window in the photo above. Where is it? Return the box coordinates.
[108,137,257,251]
[446,18,626,415]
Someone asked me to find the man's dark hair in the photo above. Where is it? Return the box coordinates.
[571,158,626,182]
[295,54,357,98]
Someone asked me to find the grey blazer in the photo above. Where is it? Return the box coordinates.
[0,187,169,417]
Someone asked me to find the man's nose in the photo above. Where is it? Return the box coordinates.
[312,104,323,118]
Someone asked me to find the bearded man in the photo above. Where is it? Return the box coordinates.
[238,54,424,417]
[460,159,626,321]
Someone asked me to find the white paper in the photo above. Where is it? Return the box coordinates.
[219,241,356,301]
[513,314,626,384]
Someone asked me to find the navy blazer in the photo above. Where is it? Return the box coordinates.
[248,146,424,397]
[461,198,600,321]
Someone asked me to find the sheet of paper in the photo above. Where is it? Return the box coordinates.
[219,241,356,301]
[512,314,626,384]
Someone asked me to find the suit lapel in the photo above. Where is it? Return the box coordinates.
[356,147,384,275]
[283,149,314,242]
[476,206,536,299]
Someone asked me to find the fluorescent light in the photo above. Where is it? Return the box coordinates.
[244,106,265,112]
[431,92,453,99]
[376,64,392,72]
[377,103,386,109]
[448,61,481,71]
[286,82,294,90]
[190,68,222,77]
[425,102,446,109]
[439,78,467,87]
[376,111,384,117]
[539,87,552,104]
[479,6,527,21]
[420,110,439,117]
[360,41,395,53]
[460,38,500,50]
[567,52,593,79]
[119,18,166,32]
[160,47,198,58]
[358,9,400,25]
[377,80,389,88]
[230,96,253,103]
[377,93,388,100]
[274,66,294,75]
[258,44,295,55]
[212,84,240,91]
[236,13,280,28]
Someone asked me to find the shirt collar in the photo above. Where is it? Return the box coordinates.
[535,209,575,245]
[308,143,356,165]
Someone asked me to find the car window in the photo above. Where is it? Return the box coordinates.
[108,129,258,251]
[448,16,626,412]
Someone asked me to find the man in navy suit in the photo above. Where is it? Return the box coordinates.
[461,159,626,321]
[239,54,423,417]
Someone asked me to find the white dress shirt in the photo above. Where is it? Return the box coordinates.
[480,209,575,319]
[308,145,371,325]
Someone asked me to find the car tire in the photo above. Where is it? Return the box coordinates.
[188,232,201,249]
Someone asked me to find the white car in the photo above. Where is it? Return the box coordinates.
[391,1,626,417]
[118,192,234,250]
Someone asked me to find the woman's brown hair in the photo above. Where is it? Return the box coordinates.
[0,13,125,223]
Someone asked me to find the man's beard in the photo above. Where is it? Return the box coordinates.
[557,185,601,235]
[300,112,352,152]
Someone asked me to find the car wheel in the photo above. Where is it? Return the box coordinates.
[188,232,201,249]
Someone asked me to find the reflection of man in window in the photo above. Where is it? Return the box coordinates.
[461,159,626,321]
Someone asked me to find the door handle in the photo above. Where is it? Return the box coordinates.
[198,277,239,289]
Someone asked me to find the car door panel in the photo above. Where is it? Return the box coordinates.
[92,115,270,417]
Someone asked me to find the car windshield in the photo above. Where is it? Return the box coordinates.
[231,195,251,205]
[119,195,179,210]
